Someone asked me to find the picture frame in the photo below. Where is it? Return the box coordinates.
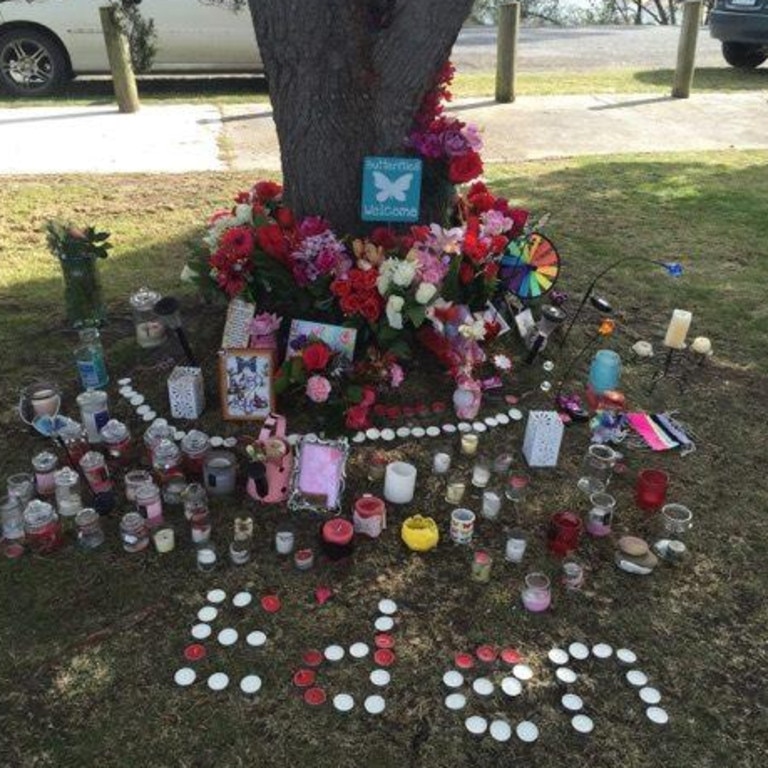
[288,435,349,514]
[219,349,274,421]
[286,319,357,362]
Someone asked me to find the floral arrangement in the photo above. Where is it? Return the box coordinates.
[45,220,112,261]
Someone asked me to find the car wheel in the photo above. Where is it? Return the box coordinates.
[0,28,70,96]
[722,42,767,70]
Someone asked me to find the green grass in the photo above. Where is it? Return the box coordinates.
[1,153,768,767]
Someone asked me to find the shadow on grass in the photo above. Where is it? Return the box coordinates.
[634,66,768,91]
[0,75,270,108]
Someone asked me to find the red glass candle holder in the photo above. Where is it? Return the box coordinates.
[547,511,582,557]
[635,469,669,512]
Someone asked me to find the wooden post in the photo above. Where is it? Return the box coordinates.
[495,2,520,104]
[672,0,703,99]
[99,5,140,113]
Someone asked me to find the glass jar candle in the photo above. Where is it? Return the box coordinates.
[100,419,132,465]
[547,511,583,557]
[367,451,388,483]
[294,548,314,571]
[75,507,105,550]
[54,467,83,518]
[162,476,187,506]
[120,512,149,552]
[152,527,175,554]
[152,439,184,486]
[562,560,585,590]
[135,482,164,528]
[635,469,669,513]
[481,489,502,521]
[504,473,530,504]
[586,492,616,537]
[143,421,174,464]
[129,286,167,349]
[76,389,109,443]
[7,472,35,507]
[21,381,61,420]
[577,444,618,495]
[203,451,237,496]
[492,453,514,474]
[432,451,452,475]
[182,482,208,521]
[521,572,551,613]
[471,457,492,489]
[460,433,479,456]
[450,508,475,545]
[471,550,493,583]
[1,494,25,543]
[196,545,217,572]
[57,420,90,465]
[23,499,64,554]
[445,477,467,505]
[79,451,113,495]
[505,529,527,563]
[180,430,210,478]
[31,451,58,496]
[124,469,153,503]
[190,509,212,544]
[275,529,295,555]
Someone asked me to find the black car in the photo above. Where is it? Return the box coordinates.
[710,0,768,68]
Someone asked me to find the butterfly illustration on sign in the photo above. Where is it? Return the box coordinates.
[361,156,422,223]
[373,171,414,203]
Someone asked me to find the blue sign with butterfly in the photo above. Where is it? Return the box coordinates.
[361,156,422,223]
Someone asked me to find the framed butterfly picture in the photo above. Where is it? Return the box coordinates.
[361,156,422,223]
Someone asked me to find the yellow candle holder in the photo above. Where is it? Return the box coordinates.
[401,515,439,552]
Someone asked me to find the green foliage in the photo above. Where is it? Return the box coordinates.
[44,220,112,261]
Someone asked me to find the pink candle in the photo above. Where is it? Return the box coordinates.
[521,572,551,612]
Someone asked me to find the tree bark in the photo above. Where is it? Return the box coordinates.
[248,0,474,235]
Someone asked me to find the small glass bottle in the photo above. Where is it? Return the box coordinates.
[182,482,209,522]
[135,481,164,528]
[129,286,166,349]
[76,390,109,443]
[75,507,105,550]
[100,419,132,465]
[124,469,153,503]
[152,439,184,486]
[79,451,113,494]
[31,451,59,497]
[180,430,210,478]
[57,420,90,465]
[54,467,83,518]
[23,499,64,554]
[120,511,149,553]
[74,327,109,390]
[1,494,25,543]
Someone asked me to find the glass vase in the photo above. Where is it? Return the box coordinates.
[59,255,105,328]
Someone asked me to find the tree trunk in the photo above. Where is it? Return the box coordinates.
[248,0,474,235]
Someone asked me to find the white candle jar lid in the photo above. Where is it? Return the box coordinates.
[556,667,578,685]
[191,623,212,640]
[472,677,494,696]
[512,663,534,681]
[370,669,391,687]
[516,721,539,743]
[333,693,355,712]
[592,643,613,659]
[465,715,488,736]
[639,686,662,705]
[246,630,267,648]
[374,616,395,632]
[442,670,464,689]
[174,667,196,687]
[197,606,218,623]
[207,672,229,691]
[349,642,370,659]
[489,720,512,742]
[501,676,522,697]
[444,693,467,711]
[232,591,253,608]
[217,628,238,647]
[364,695,386,715]
[206,589,226,604]
[548,648,569,666]
[626,669,649,687]
[571,714,594,734]
[646,706,669,725]
[324,644,345,662]
[378,598,398,615]
[568,642,590,660]
[616,648,638,665]
[240,674,262,695]
[561,693,584,712]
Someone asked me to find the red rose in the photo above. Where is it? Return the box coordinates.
[484,262,499,280]
[359,295,383,323]
[256,223,290,261]
[302,342,332,372]
[459,262,475,285]
[340,294,363,315]
[489,235,508,255]
[253,180,283,202]
[508,207,529,238]
[275,207,295,229]
[345,403,371,431]
[370,226,399,250]
[448,151,483,184]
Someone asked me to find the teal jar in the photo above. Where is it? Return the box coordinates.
[588,350,622,393]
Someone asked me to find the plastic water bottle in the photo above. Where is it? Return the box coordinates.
[74,328,108,390]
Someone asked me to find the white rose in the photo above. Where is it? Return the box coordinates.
[392,260,417,288]
[386,295,405,329]
[415,282,437,305]
[234,203,253,224]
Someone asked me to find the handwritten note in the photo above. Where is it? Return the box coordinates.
[221,298,255,349]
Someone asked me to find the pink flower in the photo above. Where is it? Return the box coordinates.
[389,363,405,388]
[306,375,332,403]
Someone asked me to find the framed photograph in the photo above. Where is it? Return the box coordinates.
[219,349,274,421]
[288,435,349,514]
[286,319,357,362]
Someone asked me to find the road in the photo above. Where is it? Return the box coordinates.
[453,24,725,72]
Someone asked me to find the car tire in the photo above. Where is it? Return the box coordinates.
[721,42,767,70]
[0,27,70,96]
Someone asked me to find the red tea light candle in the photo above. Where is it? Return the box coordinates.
[321,517,354,561]
[635,469,669,513]
[23,500,64,554]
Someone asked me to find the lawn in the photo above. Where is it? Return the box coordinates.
[1,152,767,768]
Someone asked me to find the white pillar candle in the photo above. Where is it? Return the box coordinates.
[663,309,692,349]
[383,461,417,504]
[152,527,175,554]
[481,490,502,520]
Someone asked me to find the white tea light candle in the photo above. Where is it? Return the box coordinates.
[691,336,712,355]
[663,309,692,349]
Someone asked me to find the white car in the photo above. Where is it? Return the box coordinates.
[0,0,262,96]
